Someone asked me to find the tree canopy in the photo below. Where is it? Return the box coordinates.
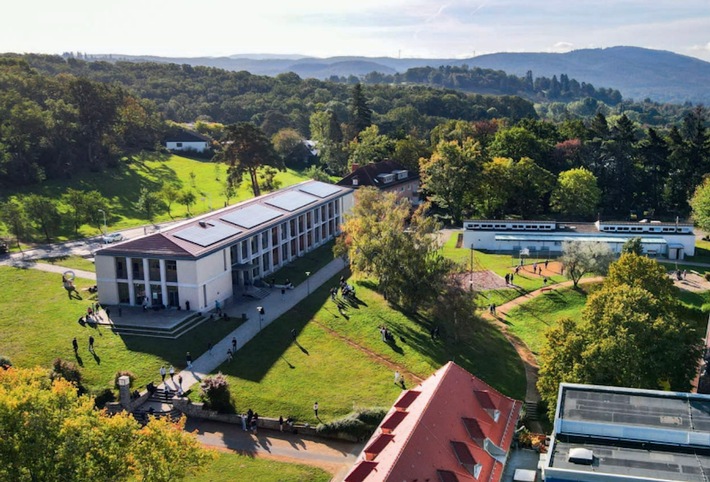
[537,253,702,417]
[0,366,214,482]
[560,240,614,288]
[335,188,452,310]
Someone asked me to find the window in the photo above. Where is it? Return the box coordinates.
[115,258,126,278]
[241,240,248,259]
[166,260,178,282]
[251,236,258,253]
[281,222,287,240]
[223,250,227,271]
[149,259,161,282]
[262,252,270,272]
[290,219,296,237]
[261,231,269,249]
[314,208,320,223]
[176,142,183,147]
[307,212,312,229]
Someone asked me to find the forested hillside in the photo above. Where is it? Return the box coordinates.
[0,58,163,186]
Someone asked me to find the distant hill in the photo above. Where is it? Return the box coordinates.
[91,46,710,104]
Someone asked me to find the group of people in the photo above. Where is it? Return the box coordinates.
[242,409,260,434]
[379,325,395,343]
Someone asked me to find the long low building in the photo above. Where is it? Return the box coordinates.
[95,180,352,311]
[462,219,695,259]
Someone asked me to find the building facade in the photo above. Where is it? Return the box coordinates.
[462,220,695,259]
[164,130,210,153]
[95,181,352,312]
[337,160,420,206]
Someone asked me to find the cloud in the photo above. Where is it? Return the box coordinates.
[549,42,574,53]
[691,42,710,52]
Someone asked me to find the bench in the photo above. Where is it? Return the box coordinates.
[540,287,553,293]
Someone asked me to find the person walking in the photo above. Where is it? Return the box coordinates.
[544,259,549,269]
[72,337,78,353]
[88,335,94,353]
[241,413,247,432]
[313,401,319,418]
[279,415,284,432]
[186,351,193,369]
[169,365,175,381]
[492,303,497,316]
[178,375,183,388]
[227,349,233,362]
[394,371,401,385]
[207,341,213,355]
[232,337,237,353]
[160,366,166,382]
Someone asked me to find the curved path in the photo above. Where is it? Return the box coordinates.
[480,278,604,413]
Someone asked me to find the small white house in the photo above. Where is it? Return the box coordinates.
[165,131,210,153]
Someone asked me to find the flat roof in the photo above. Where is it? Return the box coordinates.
[548,384,710,481]
[550,439,710,481]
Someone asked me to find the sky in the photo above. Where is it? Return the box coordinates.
[2,0,710,62]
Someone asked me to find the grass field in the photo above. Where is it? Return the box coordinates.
[0,152,309,242]
[196,269,526,425]
[182,451,331,482]
[0,266,245,394]
[505,286,596,355]
[39,255,97,273]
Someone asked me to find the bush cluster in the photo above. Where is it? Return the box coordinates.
[315,408,388,440]
[200,372,235,414]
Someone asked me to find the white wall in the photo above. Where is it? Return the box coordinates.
[194,248,233,310]
[96,255,118,305]
[165,141,207,152]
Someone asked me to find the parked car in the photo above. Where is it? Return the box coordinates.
[103,232,124,244]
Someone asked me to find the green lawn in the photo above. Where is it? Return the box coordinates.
[39,255,97,273]
[688,239,710,264]
[505,286,596,355]
[0,266,244,394]
[198,269,526,425]
[182,451,331,482]
[0,152,309,241]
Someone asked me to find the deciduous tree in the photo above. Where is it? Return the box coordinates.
[215,123,283,197]
[550,168,601,218]
[560,240,614,288]
[23,194,61,242]
[690,177,710,232]
[335,188,452,309]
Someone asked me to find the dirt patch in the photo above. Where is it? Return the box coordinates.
[672,272,710,292]
[452,271,508,290]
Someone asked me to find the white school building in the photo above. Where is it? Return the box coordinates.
[95,180,353,311]
[462,219,695,260]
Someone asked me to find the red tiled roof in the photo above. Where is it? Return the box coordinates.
[344,362,522,482]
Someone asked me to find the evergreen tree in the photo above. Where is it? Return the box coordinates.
[350,83,372,139]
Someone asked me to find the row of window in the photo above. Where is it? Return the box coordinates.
[115,258,178,282]
[599,226,688,233]
[467,223,555,230]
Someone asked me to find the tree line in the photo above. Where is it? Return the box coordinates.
[0,58,163,186]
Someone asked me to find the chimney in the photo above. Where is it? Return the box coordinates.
[351,163,360,173]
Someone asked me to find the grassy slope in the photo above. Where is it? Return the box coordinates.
[0,153,308,241]
[0,266,244,393]
[505,286,594,355]
[199,270,526,425]
[39,255,97,273]
[183,452,331,482]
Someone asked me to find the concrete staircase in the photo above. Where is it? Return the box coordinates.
[133,387,182,424]
[110,313,209,339]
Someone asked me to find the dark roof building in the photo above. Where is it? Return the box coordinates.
[344,362,522,482]
[542,383,710,482]
[337,160,420,205]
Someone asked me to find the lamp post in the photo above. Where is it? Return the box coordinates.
[470,243,474,290]
[306,271,311,295]
[98,209,107,234]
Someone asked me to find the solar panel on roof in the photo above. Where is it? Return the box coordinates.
[266,191,318,212]
[173,221,241,247]
[299,182,341,198]
[220,205,283,229]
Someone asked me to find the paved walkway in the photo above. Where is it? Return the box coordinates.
[159,257,348,397]
[185,418,363,481]
[6,259,97,280]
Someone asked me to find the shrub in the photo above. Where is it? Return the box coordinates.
[94,388,116,408]
[113,370,136,389]
[705,272,710,282]
[51,358,85,394]
[316,408,388,440]
[0,355,12,369]
[200,373,235,414]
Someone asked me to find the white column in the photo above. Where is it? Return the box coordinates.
[159,259,168,307]
[142,258,150,305]
[126,257,135,305]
